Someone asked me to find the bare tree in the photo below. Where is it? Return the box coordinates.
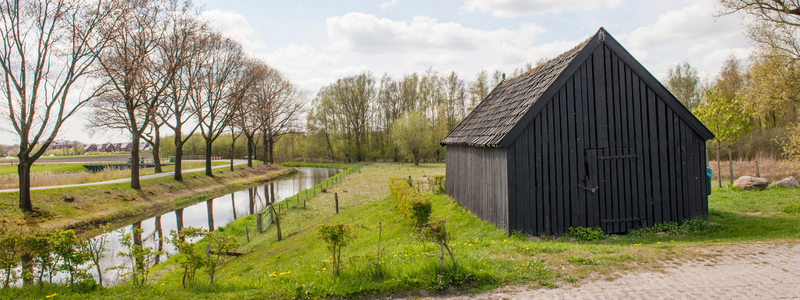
[328,72,375,162]
[253,69,305,164]
[720,0,800,61]
[161,11,209,181]
[0,0,118,211]
[233,60,270,167]
[190,33,244,176]
[91,0,177,189]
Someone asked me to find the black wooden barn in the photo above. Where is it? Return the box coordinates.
[441,28,714,235]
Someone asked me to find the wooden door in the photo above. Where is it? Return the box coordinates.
[586,147,641,233]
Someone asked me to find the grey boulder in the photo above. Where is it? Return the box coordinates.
[733,176,769,190]
[768,176,800,189]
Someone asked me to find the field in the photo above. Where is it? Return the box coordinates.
[4,162,799,299]
[0,161,228,188]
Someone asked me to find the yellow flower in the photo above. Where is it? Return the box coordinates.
[160,283,165,286]
[670,240,674,243]
[322,268,327,271]
[80,279,84,283]
[657,242,661,244]
[269,274,277,277]
[66,285,69,288]
[45,294,57,298]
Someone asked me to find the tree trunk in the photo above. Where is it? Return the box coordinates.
[413,153,419,166]
[131,134,141,190]
[17,160,32,211]
[355,133,362,162]
[174,138,184,181]
[205,139,213,177]
[21,253,32,286]
[262,131,269,165]
[268,138,274,164]
[325,133,335,160]
[230,138,236,172]
[152,125,162,173]
[717,142,721,187]
[246,135,254,167]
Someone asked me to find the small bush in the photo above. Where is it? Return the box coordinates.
[567,226,604,241]
[566,255,598,265]
[783,203,800,213]
[316,223,356,276]
[389,177,432,227]
[627,218,709,237]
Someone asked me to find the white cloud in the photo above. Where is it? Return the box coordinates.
[700,47,750,69]
[621,2,741,49]
[380,0,398,10]
[259,44,340,73]
[462,0,623,17]
[330,65,373,78]
[496,39,582,65]
[326,13,546,53]
[201,10,257,42]
[404,53,464,66]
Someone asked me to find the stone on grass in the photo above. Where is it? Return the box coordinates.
[733,176,769,190]
[767,176,800,189]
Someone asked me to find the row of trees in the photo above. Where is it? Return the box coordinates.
[659,1,800,162]
[1,0,303,212]
[306,69,512,164]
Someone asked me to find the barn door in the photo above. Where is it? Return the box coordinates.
[585,147,641,234]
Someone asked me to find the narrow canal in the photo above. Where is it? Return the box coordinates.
[88,166,341,285]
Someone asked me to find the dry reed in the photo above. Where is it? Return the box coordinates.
[707,159,799,181]
[0,169,131,189]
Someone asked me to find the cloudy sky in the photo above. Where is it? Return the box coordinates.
[3,0,752,144]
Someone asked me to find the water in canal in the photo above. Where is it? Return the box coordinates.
[84,166,341,286]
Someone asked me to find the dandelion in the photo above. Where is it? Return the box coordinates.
[66,285,69,288]
[322,268,327,271]
[160,283,165,286]
[670,240,674,243]
[80,279,84,283]
[657,242,661,244]
[45,294,57,299]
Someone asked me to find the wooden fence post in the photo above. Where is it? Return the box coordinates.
[334,193,339,214]
[275,207,282,241]
[245,225,250,242]
[756,161,760,178]
[257,213,263,233]
[728,148,734,185]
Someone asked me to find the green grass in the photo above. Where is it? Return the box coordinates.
[5,165,800,299]
[0,164,88,175]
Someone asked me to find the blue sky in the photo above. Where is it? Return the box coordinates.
[3,0,752,144]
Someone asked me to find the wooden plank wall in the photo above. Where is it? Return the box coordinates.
[505,44,709,235]
[445,145,509,231]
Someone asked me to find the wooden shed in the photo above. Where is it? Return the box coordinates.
[441,28,714,235]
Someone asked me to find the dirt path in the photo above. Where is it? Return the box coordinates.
[427,242,800,300]
[0,160,247,193]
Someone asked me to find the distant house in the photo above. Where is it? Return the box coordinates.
[49,140,78,150]
[116,143,133,152]
[140,142,152,152]
[85,144,99,152]
[441,28,714,235]
[100,143,116,152]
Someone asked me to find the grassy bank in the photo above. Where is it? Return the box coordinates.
[0,163,292,232]
[4,163,800,299]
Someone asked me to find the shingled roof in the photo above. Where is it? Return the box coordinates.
[440,33,595,147]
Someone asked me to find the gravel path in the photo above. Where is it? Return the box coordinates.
[0,160,247,193]
[425,242,800,300]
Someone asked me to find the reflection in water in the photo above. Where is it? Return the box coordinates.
[80,167,340,286]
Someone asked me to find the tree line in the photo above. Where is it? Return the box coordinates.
[0,0,303,212]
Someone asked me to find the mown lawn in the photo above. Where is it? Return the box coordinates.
[3,163,800,299]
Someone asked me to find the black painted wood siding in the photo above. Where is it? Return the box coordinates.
[445,145,509,232]
[505,45,708,235]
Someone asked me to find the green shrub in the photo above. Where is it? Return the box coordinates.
[389,177,432,227]
[566,255,598,265]
[627,218,709,237]
[567,226,604,241]
[317,223,356,276]
[783,203,800,213]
